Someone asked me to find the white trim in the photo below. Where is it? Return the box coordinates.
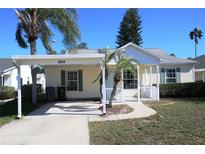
[0,67,16,74]
[66,70,79,91]
[17,65,22,118]
[118,42,162,61]
[137,65,140,103]
[12,54,105,60]
[194,68,205,72]
[145,66,147,86]
[193,66,195,82]
[150,66,152,86]
[121,69,124,103]
[101,63,106,114]
[157,65,160,101]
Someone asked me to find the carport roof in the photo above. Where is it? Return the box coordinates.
[12,54,105,60]
[12,54,105,66]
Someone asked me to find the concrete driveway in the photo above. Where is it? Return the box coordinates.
[0,101,101,145]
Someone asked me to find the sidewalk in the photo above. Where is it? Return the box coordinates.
[88,102,157,122]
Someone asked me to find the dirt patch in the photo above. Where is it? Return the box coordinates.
[106,104,134,115]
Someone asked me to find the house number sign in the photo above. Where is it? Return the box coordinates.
[58,60,66,64]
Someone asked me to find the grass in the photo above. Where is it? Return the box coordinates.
[0,115,16,127]
[0,97,45,127]
[89,99,205,144]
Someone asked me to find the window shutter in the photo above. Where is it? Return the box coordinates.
[176,67,181,83]
[78,70,83,91]
[61,70,65,86]
[160,68,165,84]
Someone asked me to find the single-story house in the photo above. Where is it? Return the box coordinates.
[0,58,32,89]
[12,42,196,117]
[191,55,205,82]
[0,58,46,90]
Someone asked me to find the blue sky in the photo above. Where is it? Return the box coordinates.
[0,8,205,58]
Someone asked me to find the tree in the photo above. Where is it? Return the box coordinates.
[108,50,138,107]
[75,42,88,49]
[15,8,80,104]
[93,49,116,97]
[116,8,143,48]
[60,49,67,54]
[189,27,203,57]
[170,53,176,57]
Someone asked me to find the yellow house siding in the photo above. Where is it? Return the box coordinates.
[45,65,101,99]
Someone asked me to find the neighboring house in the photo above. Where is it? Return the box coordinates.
[0,58,32,89]
[191,55,205,82]
[36,73,46,90]
[12,42,196,115]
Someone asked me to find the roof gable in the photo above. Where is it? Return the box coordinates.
[0,58,15,73]
[191,55,205,69]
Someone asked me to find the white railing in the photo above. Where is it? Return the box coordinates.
[106,88,122,103]
[140,86,159,101]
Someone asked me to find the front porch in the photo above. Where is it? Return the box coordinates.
[106,64,160,103]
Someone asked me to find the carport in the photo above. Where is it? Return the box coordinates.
[12,54,106,118]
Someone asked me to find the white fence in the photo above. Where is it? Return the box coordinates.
[105,86,159,103]
[140,86,159,101]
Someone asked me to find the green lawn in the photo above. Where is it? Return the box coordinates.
[89,99,205,144]
[0,115,16,127]
[0,98,45,127]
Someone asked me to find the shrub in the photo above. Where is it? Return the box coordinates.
[160,82,205,98]
[0,98,44,117]
[0,86,17,100]
[21,84,44,102]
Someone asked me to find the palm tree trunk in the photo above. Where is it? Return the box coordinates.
[108,81,118,107]
[30,40,37,104]
[195,42,197,58]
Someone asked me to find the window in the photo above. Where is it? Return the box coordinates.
[123,70,138,89]
[67,71,78,91]
[166,68,176,83]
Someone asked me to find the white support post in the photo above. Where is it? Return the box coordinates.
[145,66,147,86]
[150,66,153,98]
[150,66,152,86]
[193,66,195,82]
[156,65,160,101]
[17,65,22,118]
[101,63,106,114]
[137,65,140,103]
[121,69,124,103]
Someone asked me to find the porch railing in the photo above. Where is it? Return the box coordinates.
[105,88,122,103]
[140,86,159,100]
[105,86,159,103]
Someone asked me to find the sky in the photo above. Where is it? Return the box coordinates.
[0,8,205,58]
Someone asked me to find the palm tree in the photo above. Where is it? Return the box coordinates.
[108,50,138,107]
[189,28,203,57]
[93,49,116,97]
[15,8,80,104]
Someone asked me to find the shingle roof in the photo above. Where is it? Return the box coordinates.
[146,48,196,65]
[62,43,196,65]
[191,55,205,69]
[0,58,15,73]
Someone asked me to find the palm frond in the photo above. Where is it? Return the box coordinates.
[46,9,80,48]
[39,21,54,51]
[15,23,28,48]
